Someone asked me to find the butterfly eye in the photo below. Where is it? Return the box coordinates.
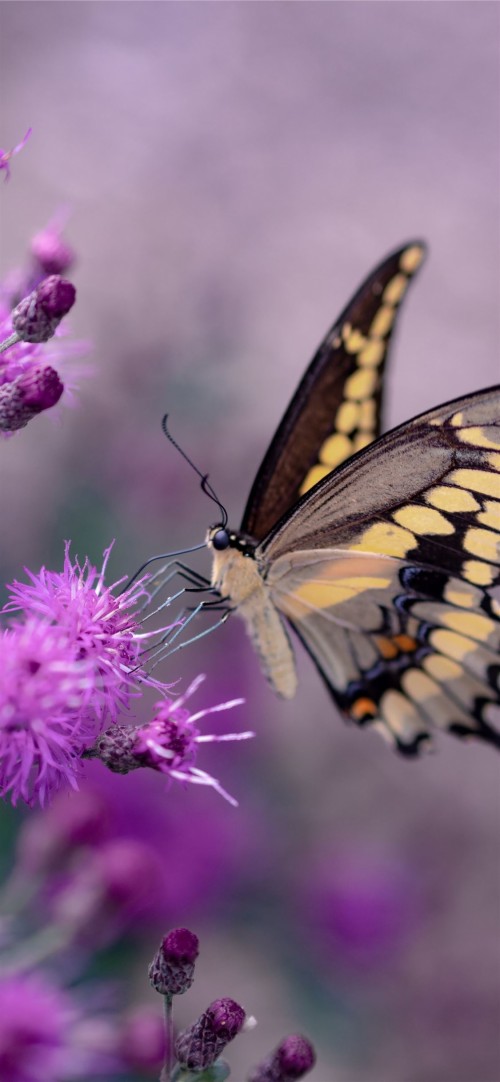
[212,529,230,551]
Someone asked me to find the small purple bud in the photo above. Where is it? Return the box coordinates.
[248,1034,316,1082]
[12,275,76,343]
[149,927,199,996]
[176,997,246,1071]
[0,365,64,432]
[91,724,141,774]
[31,228,75,275]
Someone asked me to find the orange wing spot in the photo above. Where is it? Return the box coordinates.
[375,636,399,659]
[351,697,378,721]
[393,634,418,653]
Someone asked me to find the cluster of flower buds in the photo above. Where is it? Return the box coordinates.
[149,926,316,1080]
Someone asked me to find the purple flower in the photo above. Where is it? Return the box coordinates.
[1,545,175,806]
[149,927,199,996]
[0,128,31,182]
[0,618,100,806]
[92,673,253,804]
[248,1035,316,1082]
[0,971,75,1082]
[118,1006,166,1073]
[176,997,246,1071]
[31,226,75,276]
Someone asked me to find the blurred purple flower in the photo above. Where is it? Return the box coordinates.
[248,1034,316,1082]
[118,1006,166,1074]
[0,128,31,182]
[0,545,175,806]
[31,223,75,277]
[92,673,252,805]
[176,997,246,1071]
[16,788,109,876]
[0,970,76,1082]
[301,847,422,970]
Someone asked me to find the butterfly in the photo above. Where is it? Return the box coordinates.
[203,241,500,755]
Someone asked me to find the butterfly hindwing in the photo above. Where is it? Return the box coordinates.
[263,387,500,751]
[241,241,426,541]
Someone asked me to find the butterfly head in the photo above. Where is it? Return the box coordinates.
[207,526,257,556]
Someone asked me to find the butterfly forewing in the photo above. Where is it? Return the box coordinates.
[241,241,426,541]
[262,387,500,752]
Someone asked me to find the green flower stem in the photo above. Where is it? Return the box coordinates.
[160,993,174,1081]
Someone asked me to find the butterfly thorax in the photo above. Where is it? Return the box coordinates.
[207,526,297,699]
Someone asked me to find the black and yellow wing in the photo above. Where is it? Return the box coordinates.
[241,241,426,541]
[263,387,500,752]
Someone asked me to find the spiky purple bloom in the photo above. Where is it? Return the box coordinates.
[0,128,31,182]
[11,276,76,344]
[248,1035,316,1082]
[175,998,246,1071]
[149,927,199,995]
[91,673,252,805]
[0,364,63,432]
[1,545,174,805]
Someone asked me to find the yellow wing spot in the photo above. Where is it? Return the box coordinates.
[451,411,464,427]
[477,499,500,531]
[463,559,495,586]
[399,245,424,274]
[351,697,378,721]
[444,582,478,609]
[441,609,496,643]
[382,273,408,305]
[369,304,394,340]
[487,452,500,470]
[381,689,424,740]
[344,368,378,401]
[353,432,374,452]
[334,400,360,434]
[343,327,367,354]
[448,468,500,499]
[350,521,416,559]
[402,668,437,703]
[431,628,478,662]
[423,654,462,681]
[458,426,500,451]
[463,526,500,562]
[393,504,454,536]
[426,485,479,514]
[359,398,376,431]
[299,464,330,495]
[293,575,391,610]
[319,432,352,468]
[375,636,399,659]
[358,339,385,367]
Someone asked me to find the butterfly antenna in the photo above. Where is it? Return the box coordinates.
[162,414,228,528]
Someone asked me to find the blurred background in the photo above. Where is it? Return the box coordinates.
[0,3,499,1080]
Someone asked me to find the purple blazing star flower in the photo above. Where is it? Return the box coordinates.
[149,927,199,996]
[248,1034,316,1082]
[92,673,253,805]
[0,971,75,1082]
[176,998,246,1072]
[0,128,31,182]
[1,545,175,806]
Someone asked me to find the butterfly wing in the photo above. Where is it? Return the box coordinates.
[262,387,500,752]
[241,241,426,541]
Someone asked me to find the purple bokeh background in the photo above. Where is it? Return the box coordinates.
[1,3,499,1080]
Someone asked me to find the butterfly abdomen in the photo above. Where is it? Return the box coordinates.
[210,539,298,699]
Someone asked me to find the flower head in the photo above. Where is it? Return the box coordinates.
[0,971,75,1082]
[149,927,199,996]
[92,673,252,805]
[31,226,75,276]
[1,544,175,805]
[0,128,31,182]
[11,276,76,344]
[248,1035,316,1082]
[0,365,63,432]
[175,997,246,1071]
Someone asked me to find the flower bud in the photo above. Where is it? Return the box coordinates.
[175,997,246,1071]
[12,276,76,343]
[149,927,199,996]
[31,228,75,275]
[248,1034,316,1082]
[0,366,63,432]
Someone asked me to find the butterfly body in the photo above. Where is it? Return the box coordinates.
[205,243,500,754]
